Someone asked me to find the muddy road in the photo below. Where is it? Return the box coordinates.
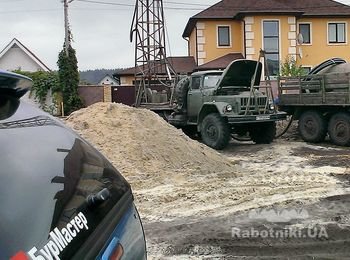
[143,140,350,259]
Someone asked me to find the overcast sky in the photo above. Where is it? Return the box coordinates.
[0,0,349,71]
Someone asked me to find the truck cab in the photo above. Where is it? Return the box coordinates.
[169,59,286,149]
[187,71,222,121]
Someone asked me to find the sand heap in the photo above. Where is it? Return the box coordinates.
[65,103,344,223]
[65,103,234,184]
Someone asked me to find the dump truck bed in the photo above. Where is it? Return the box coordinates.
[278,72,350,108]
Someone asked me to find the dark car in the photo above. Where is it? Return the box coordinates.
[0,70,147,260]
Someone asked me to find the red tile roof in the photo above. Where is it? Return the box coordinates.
[115,56,196,76]
[196,53,244,71]
[183,0,350,37]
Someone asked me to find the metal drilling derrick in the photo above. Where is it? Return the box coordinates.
[130,0,177,107]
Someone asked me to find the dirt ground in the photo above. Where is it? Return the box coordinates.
[143,139,350,259]
[65,103,350,259]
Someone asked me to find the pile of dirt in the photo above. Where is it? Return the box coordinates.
[65,102,235,187]
[65,103,345,223]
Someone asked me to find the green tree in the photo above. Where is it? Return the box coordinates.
[280,56,305,77]
[57,45,82,115]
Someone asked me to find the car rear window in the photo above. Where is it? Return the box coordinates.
[0,100,131,259]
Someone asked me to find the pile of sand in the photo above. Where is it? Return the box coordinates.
[65,103,346,224]
[65,103,235,188]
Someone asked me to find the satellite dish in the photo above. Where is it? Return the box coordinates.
[297,33,304,45]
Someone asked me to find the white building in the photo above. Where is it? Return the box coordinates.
[0,38,50,72]
[0,38,56,113]
[98,74,119,86]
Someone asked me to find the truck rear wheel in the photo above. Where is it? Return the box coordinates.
[298,111,327,143]
[201,113,230,150]
[328,112,350,146]
[250,122,276,144]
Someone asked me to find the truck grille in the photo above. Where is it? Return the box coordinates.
[241,97,267,108]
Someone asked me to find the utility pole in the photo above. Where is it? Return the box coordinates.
[63,0,75,56]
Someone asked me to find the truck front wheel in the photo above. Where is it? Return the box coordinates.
[298,111,327,143]
[250,122,276,144]
[328,112,350,146]
[201,113,230,150]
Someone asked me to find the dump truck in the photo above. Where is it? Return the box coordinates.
[167,59,287,149]
[278,58,350,146]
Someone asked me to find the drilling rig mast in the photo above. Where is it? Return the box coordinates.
[130,0,177,107]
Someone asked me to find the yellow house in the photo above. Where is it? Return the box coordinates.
[183,0,350,76]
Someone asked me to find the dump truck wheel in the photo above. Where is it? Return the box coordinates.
[298,111,327,143]
[201,113,230,150]
[328,112,350,146]
[250,122,276,144]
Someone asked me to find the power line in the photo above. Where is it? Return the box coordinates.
[0,9,61,14]
[0,7,134,15]
[74,0,350,11]
[75,0,206,10]
[76,0,133,7]
[164,1,210,7]
[0,0,348,15]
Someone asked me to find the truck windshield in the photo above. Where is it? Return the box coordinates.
[203,74,222,88]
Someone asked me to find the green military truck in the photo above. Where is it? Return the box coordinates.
[278,58,350,147]
[167,59,286,149]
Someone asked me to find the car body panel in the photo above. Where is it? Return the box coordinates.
[97,204,146,260]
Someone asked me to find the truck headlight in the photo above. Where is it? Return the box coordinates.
[224,105,233,113]
[269,102,275,111]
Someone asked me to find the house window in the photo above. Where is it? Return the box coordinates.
[217,26,230,47]
[299,23,311,44]
[328,22,346,43]
[263,21,279,76]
